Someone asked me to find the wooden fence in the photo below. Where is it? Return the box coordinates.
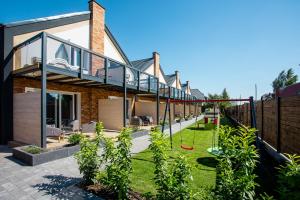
[226,95,300,155]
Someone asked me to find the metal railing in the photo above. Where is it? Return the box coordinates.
[13,32,160,93]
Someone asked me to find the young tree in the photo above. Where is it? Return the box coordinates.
[220,88,231,112]
[272,68,298,91]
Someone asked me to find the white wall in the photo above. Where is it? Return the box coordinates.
[159,68,167,84]
[14,21,90,69]
[53,22,90,48]
[104,33,126,64]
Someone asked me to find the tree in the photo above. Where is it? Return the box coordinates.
[272,68,298,91]
[220,88,231,112]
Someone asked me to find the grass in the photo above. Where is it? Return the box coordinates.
[22,145,43,154]
[130,119,219,195]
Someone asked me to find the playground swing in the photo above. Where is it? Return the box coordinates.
[161,96,257,150]
[178,116,198,150]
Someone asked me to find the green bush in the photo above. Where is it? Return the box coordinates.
[98,127,133,199]
[277,154,300,200]
[75,122,103,185]
[23,145,43,154]
[149,129,193,200]
[215,126,258,200]
[68,133,85,145]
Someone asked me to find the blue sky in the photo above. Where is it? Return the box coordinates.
[1,0,300,98]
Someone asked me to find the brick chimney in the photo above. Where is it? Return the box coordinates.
[186,80,190,94]
[89,0,105,54]
[153,52,160,79]
[175,70,180,89]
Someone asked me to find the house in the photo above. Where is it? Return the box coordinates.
[164,71,186,119]
[0,0,200,148]
[191,88,205,115]
[131,52,167,124]
[0,1,161,148]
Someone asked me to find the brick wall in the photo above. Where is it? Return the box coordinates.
[13,78,134,129]
[89,0,105,76]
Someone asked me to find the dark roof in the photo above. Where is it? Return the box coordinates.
[165,74,176,86]
[181,83,187,92]
[191,89,205,100]
[3,9,132,66]
[131,58,168,82]
[131,58,153,71]
[3,11,91,27]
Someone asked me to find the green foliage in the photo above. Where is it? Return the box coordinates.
[23,145,43,154]
[272,68,298,91]
[215,126,259,200]
[149,129,193,200]
[259,193,275,200]
[68,133,85,145]
[99,127,133,199]
[203,89,231,112]
[75,122,103,185]
[277,154,300,200]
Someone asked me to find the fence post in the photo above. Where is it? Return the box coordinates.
[249,96,257,129]
[261,97,264,141]
[276,96,281,152]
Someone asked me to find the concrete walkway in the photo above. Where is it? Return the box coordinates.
[0,117,202,200]
[131,116,203,154]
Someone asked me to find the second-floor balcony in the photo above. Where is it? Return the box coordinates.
[11,32,190,99]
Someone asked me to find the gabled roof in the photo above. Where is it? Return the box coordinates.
[191,89,205,100]
[131,58,167,81]
[3,11,91,27]
[131,58,153,71]
[165,74,176,86]
[181,83,188,91]
[2,10,132,66]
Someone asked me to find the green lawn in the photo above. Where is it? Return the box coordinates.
[130,120,219,194]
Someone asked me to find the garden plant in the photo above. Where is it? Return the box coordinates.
[277,154,300,200]
[149,127,193,200]
[215,126,259,200]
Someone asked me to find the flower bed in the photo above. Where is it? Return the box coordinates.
[13,145,80,166]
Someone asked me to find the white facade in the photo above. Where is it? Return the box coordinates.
[104,33,126,64]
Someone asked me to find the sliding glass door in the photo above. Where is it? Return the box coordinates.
[46,92,78,129]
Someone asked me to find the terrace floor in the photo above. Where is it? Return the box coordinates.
[0,117,199,200]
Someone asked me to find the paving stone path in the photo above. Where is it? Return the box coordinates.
[0,117,202,200]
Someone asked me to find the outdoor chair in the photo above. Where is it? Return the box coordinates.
[46,126,65,142]
[70,120,80,132]
[139,116,154,126]
[131,116,143,128]
[81,121,97,133]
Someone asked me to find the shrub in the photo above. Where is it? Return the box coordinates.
[277,154,300,200]
[75,122,103,185]
[23,145,43,154]
[68,133,85,145]
[149,129,193,200]
[99,127,133,199]
[215,126,258,200]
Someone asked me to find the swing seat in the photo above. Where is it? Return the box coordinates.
[180,144,194,150]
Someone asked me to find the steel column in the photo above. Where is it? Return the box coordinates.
[276,96,281,152]
[261,97,264,140]
[183,93,186,117]
[41,33,47,148]
[104,58,108,83]
[147,76,150,92]
[137,71,140,91]
[80,48,84,79]
[123,65,127,127]
[156,78,159,125]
